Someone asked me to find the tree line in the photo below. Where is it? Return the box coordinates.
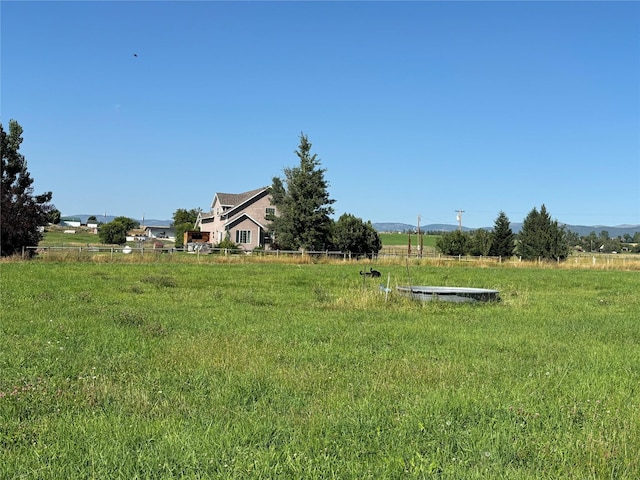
[436,205,640,260]
[436,207,567,261]
[2,120,638,258]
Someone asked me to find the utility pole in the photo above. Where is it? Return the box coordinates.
[455,210,465,231]
[417,214,423,257]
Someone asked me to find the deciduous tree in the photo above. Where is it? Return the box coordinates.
[1,120,55,256]
[332,213,381,256]
[49,208,61,225]
[468,228,493,256]
[435,230,468,256]
[98,217,138,245]
[172,208,201,248]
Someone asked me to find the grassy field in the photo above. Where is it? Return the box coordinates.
[380,232,438,247]
[378,233,439,256]
[38,228,104,247]
[1,259,639,478]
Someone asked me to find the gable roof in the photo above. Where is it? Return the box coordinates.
[225,213,266,230]
[211,187,269,210]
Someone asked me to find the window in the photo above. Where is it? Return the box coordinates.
[236,230,251,244]
[265,207,275,217]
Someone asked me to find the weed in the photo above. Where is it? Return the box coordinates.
[114,308,147,327]
[140,275,177,288]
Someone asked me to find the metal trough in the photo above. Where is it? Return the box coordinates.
[397,286,500,303]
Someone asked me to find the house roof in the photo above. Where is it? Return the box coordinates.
[211,186,269,210]
[144,225,173,230]
[197,186,272,230]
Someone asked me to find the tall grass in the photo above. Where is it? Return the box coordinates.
[1,261,639,478]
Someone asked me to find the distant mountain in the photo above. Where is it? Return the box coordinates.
[69,214,172,226]
[372,223,415,232]
[373,222,472,233]
[373,222,640,237]
[67,216,639,237]
[560,224,640,238]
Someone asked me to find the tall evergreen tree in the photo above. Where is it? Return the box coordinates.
[1,120,55,256]
[516,204,569,261]
[489,211,515,258]
[269,133,335,250]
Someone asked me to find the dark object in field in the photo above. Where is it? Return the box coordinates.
[360,268,381,278]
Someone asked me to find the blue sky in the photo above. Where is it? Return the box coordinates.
[2,1,639,228]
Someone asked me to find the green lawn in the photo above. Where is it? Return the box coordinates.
[1,260,638,478]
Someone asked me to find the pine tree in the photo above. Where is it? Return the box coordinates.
[1,120,55,256]
[517,204,569,261]
[489,211,515,258]
[269,133,335,251]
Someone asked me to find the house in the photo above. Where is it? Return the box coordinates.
[144,225,176,241]
[126,228,148,243]
[195,186,275,250]
[60,216,82,227]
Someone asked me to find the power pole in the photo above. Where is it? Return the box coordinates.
[455,210,465,231]
[417,214,423,257]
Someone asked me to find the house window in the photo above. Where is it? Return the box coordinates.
[265,207,275,216]
[236,230,251,244]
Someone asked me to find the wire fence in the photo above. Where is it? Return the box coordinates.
[22,245,640,269]
[24,245,348,260]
